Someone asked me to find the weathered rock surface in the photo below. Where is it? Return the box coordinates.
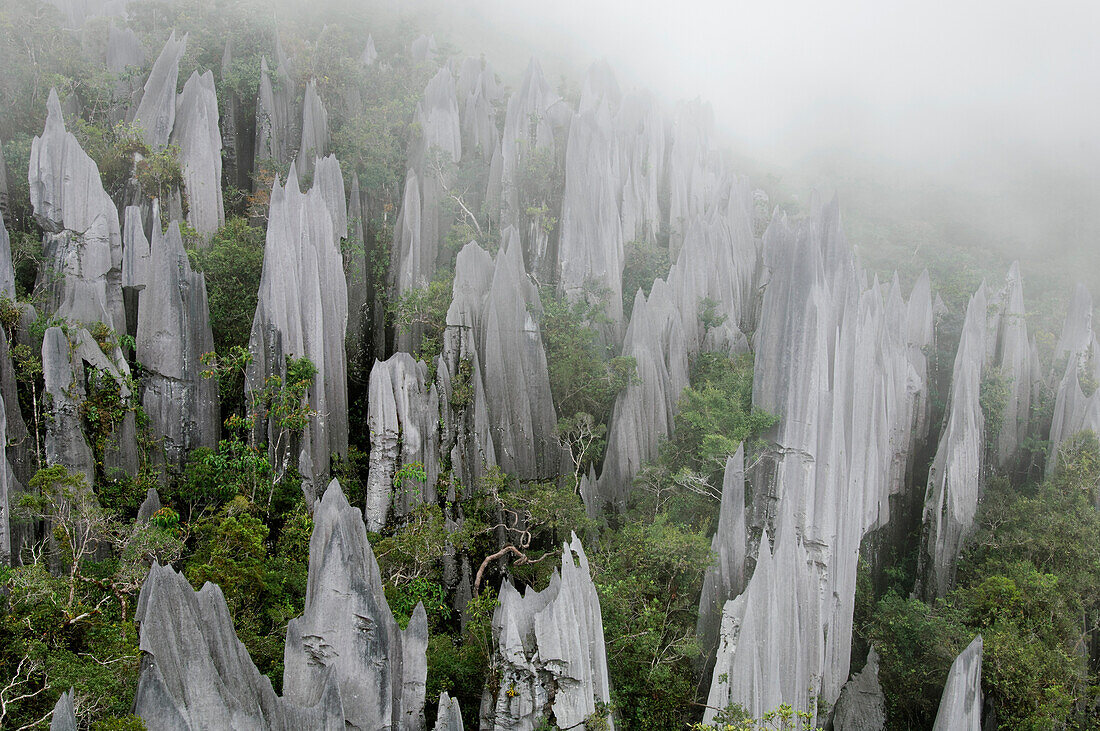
[0,389,10,566]
[433,691,464,731]
[365,353,441,531]
[1047,284,1100,477]
[410,33,437,62]
[50,687,77,731]
[932,636,983,731]
[247,161,348,495]
[134,562,343,730]
[29,90,125,332]
[136,220,218,472]
[481,229,560,479]
[133,32,188,151]
[480,534,614,731]
[361,34,378,66]
[254,46,297,178]
[696,447,748,666]
[831,648,886,731]
[136,487,162,524]
[283,479,427,731]
[704,507,823,723]
[171,71,224,239]
[918,284,988,599]
[0,210,13,299]
[298,80,329,177]
[988,262,1033,468]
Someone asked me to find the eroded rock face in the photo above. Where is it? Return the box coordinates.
[134,562,344,730]
[133,32,188,151]
[136,220,218,472]
[29,90,125,333]
[0,389,10,566]
[247,161,348,495]
[480,534,614,731]
[283,479,428,731]
[42,326,139,485]
[918,284,988,599]
[703,508,823,724]
[1047,284,1100,477]
[361,35,378,66]
[831,648,886,731]
[298,80,329,177]
[988,262,1033,469]
[365,353,441,531]
[932,636,983,731]
[49,687,77,731]
[696,447,748,667]
[433,691,464,731]
[171,71,225,240]
[254,45,297,181]
[480,229,560,479]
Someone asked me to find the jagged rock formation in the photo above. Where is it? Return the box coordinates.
[1047,284,1100,476]
[133,32,188,151]
[106,24,145,77]
[134,562,343,730]
[932,636,983,731]
[247,160,348,495]
[365,353,441,531]
[480,534,614,731]
[1,210,13,298]
[171,71,225,239]
[481,229,560,478]
[42,326,140,484]
[361,35,378,66]
[696,447,747,666]
[830,648,886,731]
[29,90,125,333]
[122,204,151,291]
[918,284,988,599]
[136,487,162,523]
[298,80,329,177]
[136,219,218,472]
[433,691,464,731]
[0,389,10,566]
[254,44,297,178]
[410,33,437,62]
[439,242,499,490]
[50,687,77,731]
[703,507,823,723]
[988,262,1035,469]
[283,479,428,731]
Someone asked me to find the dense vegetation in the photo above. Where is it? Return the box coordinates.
[2,1,1100,730]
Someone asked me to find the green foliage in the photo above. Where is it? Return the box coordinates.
[187,218,266,352]
[621,240,670,308]
[979,366,1011,462]
[861,592,969,729]
[387,577,451,630]
[538,289,636,423]
[692,704,823,731]
[389,272,454,365]
[593,515,711,730]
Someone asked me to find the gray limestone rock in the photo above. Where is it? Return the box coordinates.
[557,102,624,338]
[919,284,988,599]
[988,262,1033,469]
[434,691,464,731]
[480,534,614,731]
[283,479,428,731]
[0,389,9,566]
[481,229,560,479]
[254,47,297,180]
[831,649,886,731]
[135,561,344,730]
[29,90,126,332]
[122,204,151,291]
[136,220,218,472]
[133,32,188,151]
[107,25,145,81]
[410,34,437,62]
[50,687,77,731]
[1047,284,1100,477]
[696,447,748,667]
[136,487,162,524]
[361,35,379,66]
[1,209,14,298]
[171,71,225,239]
[247,162,348,495]
[365,353,441,531]
[298,80,329,177]
[703,506,824,724]
[0,140,9,216]
[932,636,983,731]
